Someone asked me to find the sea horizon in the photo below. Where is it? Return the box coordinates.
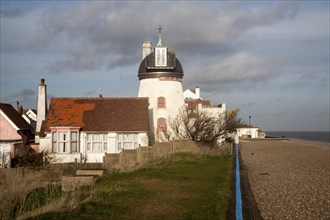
[266,131,330,143]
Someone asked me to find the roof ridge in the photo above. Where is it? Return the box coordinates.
[51,97,148,100]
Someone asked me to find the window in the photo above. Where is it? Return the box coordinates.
[157,118,167,133]
[157,97,166,108]
[52,132,57,152]
[71,131,78,152]
[58,132,68,153]
[86,133,108,152]
[155,47,167,66]
[117,133,138,150]
[51,129,79,153]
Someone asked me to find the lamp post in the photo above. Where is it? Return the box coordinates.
[249,116,251,138]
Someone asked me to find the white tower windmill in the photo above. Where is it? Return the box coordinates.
[138,26,185,142]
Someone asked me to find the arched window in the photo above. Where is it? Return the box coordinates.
[157,118,167,133]
[157,97,166,108]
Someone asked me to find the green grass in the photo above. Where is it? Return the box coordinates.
[32,153,232,220]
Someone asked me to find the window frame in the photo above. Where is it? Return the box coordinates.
[155,47,167,67]
[157,118,167,133]
[86,133,108,152]
[117,133,139,151]
[50,127,80,154]
[157,97,166,108]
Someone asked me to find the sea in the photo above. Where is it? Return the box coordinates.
[266,131,330,143]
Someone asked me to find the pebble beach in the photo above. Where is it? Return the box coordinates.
[240,139,330,220]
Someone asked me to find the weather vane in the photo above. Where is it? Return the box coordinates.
[158,25,162,34]
[157,25,163,47]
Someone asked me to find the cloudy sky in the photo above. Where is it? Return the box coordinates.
[1,1,329,131]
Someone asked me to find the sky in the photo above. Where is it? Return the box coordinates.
[0,1,329,132]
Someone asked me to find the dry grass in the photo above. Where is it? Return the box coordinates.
[0,165,95,220]
[32,153,233,219]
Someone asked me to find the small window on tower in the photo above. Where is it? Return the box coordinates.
[157,97,166,108]
[157,118,167,133]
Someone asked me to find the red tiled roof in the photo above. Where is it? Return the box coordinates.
[44,97,149,132]
[0,103,33,131]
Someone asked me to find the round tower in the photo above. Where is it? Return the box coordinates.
[138,26,184,142]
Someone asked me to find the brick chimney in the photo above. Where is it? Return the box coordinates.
[35,78,47,143]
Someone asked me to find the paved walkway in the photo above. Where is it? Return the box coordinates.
[240,139,330,220]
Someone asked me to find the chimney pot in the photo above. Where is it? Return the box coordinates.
[41,78,45,85]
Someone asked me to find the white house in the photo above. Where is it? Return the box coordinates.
[39,97,149,163]
[183,87,201,100]
[22,109,37,132]
[138,26,185,141]
[184,87,226,117]
[236,127,265,139]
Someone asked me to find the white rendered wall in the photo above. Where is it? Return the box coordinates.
[237,128,259,138]
[138,78,184,140]
[201,103,226,118]
[40,131,149,163]
[183,89,201,100]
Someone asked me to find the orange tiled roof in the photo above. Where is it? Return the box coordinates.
[44,97,149,132]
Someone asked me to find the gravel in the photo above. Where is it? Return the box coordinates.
[240,139,330,220]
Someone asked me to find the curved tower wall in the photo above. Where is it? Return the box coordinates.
[138,77,184,142]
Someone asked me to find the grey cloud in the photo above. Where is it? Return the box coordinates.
[10,89,35,98]
[0,3,29,18]
[185,52,285,93]
[4,89,37,108]
[46,53,104,73]
[25,1,299,74]
[283,71,330,89]
[239,102,256,108]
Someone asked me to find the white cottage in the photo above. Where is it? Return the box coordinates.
[236,127,265,139]
[39,97,149,163]
[184,87,226,117]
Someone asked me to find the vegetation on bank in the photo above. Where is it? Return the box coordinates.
[23,153,232,220]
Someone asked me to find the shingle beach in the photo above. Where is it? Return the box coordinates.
[240,139,330,220]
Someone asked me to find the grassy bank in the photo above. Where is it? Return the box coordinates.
[32,153,232,220]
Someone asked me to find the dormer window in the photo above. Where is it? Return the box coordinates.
[157,97,166,108]
[155,47,167,67]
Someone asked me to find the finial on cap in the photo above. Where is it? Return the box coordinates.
[157,25,163,47]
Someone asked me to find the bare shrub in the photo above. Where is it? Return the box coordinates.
[168,107,247,146]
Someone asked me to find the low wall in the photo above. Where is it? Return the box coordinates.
[75,169,105,176]
[104,140,232,172]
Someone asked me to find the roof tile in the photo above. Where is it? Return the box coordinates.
[44,97,149,132]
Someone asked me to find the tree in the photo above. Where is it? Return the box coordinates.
[168,107,246,145]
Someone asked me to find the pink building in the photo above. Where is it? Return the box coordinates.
[0,103,34,168]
